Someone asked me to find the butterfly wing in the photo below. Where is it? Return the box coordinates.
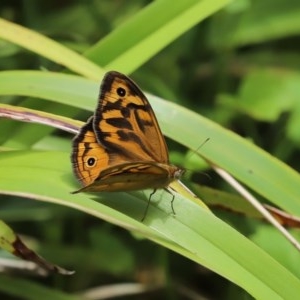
[75,161,176,193]
[71,117,108,187]
[93,71,169,164]
[71,117,172,192]
[71,71,183,193]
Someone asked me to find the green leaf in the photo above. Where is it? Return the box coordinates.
[1,70,300,217]
[218,69,299,121]
[0,274,83,300]
[0,18,103,80]
[0,150,299,299]
[218,69,300,145]
[85,0,233,73]
[209,0,300,48]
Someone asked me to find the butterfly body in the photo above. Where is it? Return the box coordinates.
[71,71,184,194]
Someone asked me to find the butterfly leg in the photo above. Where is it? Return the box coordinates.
[141,189,157,222]
[165,187,176,215]
[170,193,175,215]
[141,188,176,221]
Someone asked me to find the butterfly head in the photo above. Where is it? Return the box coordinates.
[174,168,185,180]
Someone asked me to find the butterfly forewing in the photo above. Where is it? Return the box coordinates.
[93,71,169,163]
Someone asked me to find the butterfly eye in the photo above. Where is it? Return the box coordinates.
[117,87,126,97]
[86,157,96,167]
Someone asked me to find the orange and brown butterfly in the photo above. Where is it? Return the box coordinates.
[71,71,184,200]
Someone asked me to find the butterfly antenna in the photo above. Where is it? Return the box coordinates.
[184,137,210,176]
[188,137,210,160]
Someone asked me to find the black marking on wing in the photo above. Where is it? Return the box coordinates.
[100,73,114,98]
[120,106,130,118]
[116,130,151,158]
[72,117,94,159]
[71,117,94,181]
[101,98,123,113]
[106,118,133,130]
[117,130,142,144]
[120,76,142,97]
[126,102,148,111]
[117,87,126,97]
[134,109,153,133]
[81,121,94,158]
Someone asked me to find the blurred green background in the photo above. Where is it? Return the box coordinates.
[1,0,300,299]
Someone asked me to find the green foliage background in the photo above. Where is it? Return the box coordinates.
[1,0,300,299]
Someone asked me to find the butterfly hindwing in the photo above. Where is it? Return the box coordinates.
[71,116,108,187]
[78,162,173,193]
[71,116,135,191]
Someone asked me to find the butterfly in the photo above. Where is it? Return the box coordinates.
[71,71,184,217]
